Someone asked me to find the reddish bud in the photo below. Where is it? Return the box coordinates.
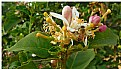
[62,6,72,24]
[89,15,101,26]
[38,64,43,69]
[99,25,107,32]
[89,16,94,23]
[51,60,58,68]
[106,65,110,68]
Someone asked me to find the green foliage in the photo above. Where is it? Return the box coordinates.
[16,5,30,15]
[89,28,119,48]
[18,52,28,63]
[3,14,21,32]
[9,61,21,69]
[66,49,95,69]
[2,2,21,32]
[7,31,53,58]
[17,61,38,69]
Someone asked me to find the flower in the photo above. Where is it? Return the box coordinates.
[89,15,101,26]
[45,6,91,46]
[99,25,107,32]
[62,6,72,25]
[50,6,83,32]
[43,6,109,47]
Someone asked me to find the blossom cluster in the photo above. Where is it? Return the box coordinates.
[43,6,111,46]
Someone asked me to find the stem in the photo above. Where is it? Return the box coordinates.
[114,45,117,61]
[32,58,59,62]
[61,52,66,69]
[29,9,33,33]
[29,15,32,33]
[60,46,68,69]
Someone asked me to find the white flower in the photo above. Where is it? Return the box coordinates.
[48,6,91,46]
[50,7,83,32]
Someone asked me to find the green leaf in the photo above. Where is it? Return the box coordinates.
[16,5,30,15]
[17,61,38,69]
[86,66,96,69]
[48,46,61,55]
[66,49,95,69]
[3,14,21,32]
[97,64,107,69]
[7,31,53,58]
[119,31,121,39]
[89,28,118,48]
[85,58,97,69]
[10,54,19,63]
[18,52,27,64]
[9,61,21,69]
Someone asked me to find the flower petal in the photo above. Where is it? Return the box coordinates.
[80,23,88,28]
[84,36,87,46]
[62,6,72,24]
[50,12,69,26]
[67,27,77,32]
[71,39,73,46]
[72,7,79,19]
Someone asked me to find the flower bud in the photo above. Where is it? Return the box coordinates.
[99,25,107,32]
[51,60,58,68]
[107,9,111,14]
[38,64,43,69]
[43,12,48,16]
[36,32,48,38]
[36,32,41,37]
[46,17,52,23]
[89,15,101,26]
[102,9,111,19]
[62,26,67,31]
[62,6,72,24]
[89,16,94,23]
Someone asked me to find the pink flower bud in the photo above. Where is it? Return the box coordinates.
[62,6,72,24]
[89,15,100,26]
[89,16,94,23]
[38,64,43,69]
[99,25,107,32]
